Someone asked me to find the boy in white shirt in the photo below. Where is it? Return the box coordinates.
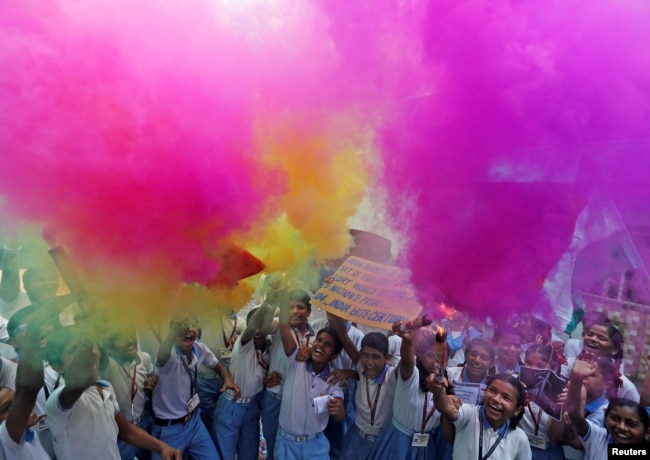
[45,323,181,460]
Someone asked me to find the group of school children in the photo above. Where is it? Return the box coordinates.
[1,250,650,460]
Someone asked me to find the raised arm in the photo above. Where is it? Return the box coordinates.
[431,377,458,421]
[565,359,592,437]
[328,315,360,365]
[241,300,277,345]
[278,297,297,357]
[5,314,43,443]
[396,327,415,381]
[157,320,185,368]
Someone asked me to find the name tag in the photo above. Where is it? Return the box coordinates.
[529,434,547,450]
[220,349,233,359]
[187,393,200,412]
[411,433,430,447]
[37,416,49,432]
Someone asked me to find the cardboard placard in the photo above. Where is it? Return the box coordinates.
[312,257,422,330]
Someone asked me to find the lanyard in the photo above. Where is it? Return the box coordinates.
[256,349,269,371]
[120,362,138,421]
[528,405,542,436]
[293,329,310,347]
[43,374,62,401]
[365,373,386,426]
[478,409,507,460]
[179,353,198,395]
[421,392,436,433]
[222,317,238,348]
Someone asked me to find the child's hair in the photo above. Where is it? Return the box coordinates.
[493,325,522,344]
[288,289,311,311]
[316,327,343,356]
[524,344,561,373]
[605,398,650,437]
[593,355,621,401]
[463,337,496,363]
[582,311,610,332]
[7,306,62,340]
[415,333,443,392]
[486,373,526,429]
[587,321,624,374]
[360,332,389,356]
[22,264,58,286]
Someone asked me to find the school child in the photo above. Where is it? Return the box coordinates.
[151,313,239,460]
[436,338,496,460]
[44,324,181,460]
[561,322,639,402]
[8,307,62,458]
[563,312,610,362]
[213,305,273,460]
[0,313,49,459]
[100,327,156,460]
[551,352,620,460]
[566,357,650,460]
[492,326,523,376]
[274,293,345,460]
[441,310,482,366]
[387,333,402,367]
[313,312,365,459]
[368,327,442,460]
[195,308,246,439]
[328,317,397,460]
[261,288,316,460]
[432,373,532,460]
[519,344,566,460]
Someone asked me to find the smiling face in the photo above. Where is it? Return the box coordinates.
[483,379,523,429]
[465,345,494,382]
[310,331,338,365]
[495,333,522,369]
[172,316,200,354]
[583,324,616,356]
[605,405,648,444]
[111,332,138,363]
[24,269,59,306]
[289,301,310,329]
[360,346,388,380]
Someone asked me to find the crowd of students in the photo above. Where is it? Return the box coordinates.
[1,246,650,459]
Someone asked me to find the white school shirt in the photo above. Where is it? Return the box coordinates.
[388,335,402,367]
[354,362,397,436]
[46,381,121,460]
[153,342,218,419]
[197,313,246,376]
[452,404,532,460]
[0,357,17,390]
[100,352,154,423]
[392,367,440,433]
[579,421,608,460]
[230,336,269,398]
[0,422,49,460]
[278,349,344,436]
[265,322,315,396]
[519,401,558,450]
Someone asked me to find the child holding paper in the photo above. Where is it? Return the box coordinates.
[275,293,345,460]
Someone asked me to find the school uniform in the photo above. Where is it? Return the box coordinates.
[33,362,63,459]
[213,336,269,460]
[451,405,531,460]
[562,358,639,402]
[341,362,397,460]
[387,335,402,367]
[369,366,441,460]
[519,401,564,460]
[0,422,49,460]
[262,323,314,460]
[275,348,344,460]
[195,313,246,438]
[46,380,122,460]
[0,357,17,390]
[563,395,609,460]
[579,420,608,460]
[152,342,220,460]
[101,351,155,460]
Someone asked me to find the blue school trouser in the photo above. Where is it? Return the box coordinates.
[151,409,220,460]
[118,400,155,460]
[261,389,282,460]
[196,374,224,442]
[213,392,261,460]
[275,428,330,460]
[341,424,377,460]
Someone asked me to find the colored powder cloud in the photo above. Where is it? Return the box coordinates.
[374,0,650,320]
